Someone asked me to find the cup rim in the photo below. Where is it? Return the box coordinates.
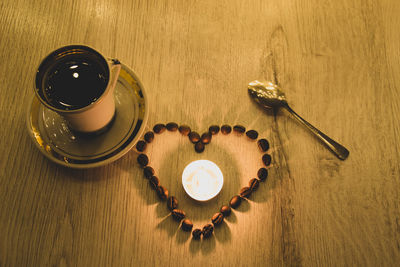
[34,44,114,114]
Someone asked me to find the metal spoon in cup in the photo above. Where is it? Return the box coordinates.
[248,80,349,160]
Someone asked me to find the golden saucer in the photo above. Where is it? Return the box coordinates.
[26,63,149,168]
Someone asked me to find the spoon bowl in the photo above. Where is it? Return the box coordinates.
[248,80,349,160]
[248,80,288,109]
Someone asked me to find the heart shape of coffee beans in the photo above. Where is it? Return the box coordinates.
[136,123,271,240]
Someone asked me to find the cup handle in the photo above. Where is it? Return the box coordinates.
[107,58,121,92]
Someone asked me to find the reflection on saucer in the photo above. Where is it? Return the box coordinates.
[27,63,148,168]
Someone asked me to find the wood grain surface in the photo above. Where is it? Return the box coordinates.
[1,0,399,266]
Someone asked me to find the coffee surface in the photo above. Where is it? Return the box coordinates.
[43,55,108,110]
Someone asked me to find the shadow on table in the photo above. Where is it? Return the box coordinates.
[187,219,233,255]
[55,162,117,182]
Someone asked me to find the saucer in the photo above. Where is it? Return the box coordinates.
[26,63,149,168]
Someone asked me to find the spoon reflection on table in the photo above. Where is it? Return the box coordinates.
[248,80,349,160]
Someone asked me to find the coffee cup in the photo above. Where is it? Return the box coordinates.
[34,45,121,134]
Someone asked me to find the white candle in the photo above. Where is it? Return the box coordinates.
[182,160,224,201]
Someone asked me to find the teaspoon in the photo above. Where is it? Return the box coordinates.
[248,80,349,160]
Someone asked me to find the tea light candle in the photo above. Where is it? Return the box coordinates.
[182,160,223,201]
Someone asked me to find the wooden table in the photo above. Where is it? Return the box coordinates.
[1,0,399,266]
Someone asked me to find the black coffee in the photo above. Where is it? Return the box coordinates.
[42,55,108,110]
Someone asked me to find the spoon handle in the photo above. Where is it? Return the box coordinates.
[283,103,349,160]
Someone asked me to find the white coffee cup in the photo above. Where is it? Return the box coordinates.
[34,45,121,134]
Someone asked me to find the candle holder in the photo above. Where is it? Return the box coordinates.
[182,160,224,202]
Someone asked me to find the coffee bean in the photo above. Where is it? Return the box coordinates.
[166,122,178,131]
[171,209,186,221]
[153,123,166,134]
[136,140,147,152]
[188,131,200,143]
[229,195,242,209]
[221,125,232,134]
[249,178,260,191]
[211,212,224,226]
[246,130,259,140]
[195,141,205,153]
[262,154,272,167]
[143,166,155,179]
[149,175,160,189]
[258,138,270,152]
[181,219,193,231]
[144,131,154,143]
[202,224,214,238]
[156,185,168,200]
[239,186,252,198]
[201,132,212,144]
[257,167,268,181]
[220,205,231,217]
[178,125,191,136]
[233,125,246,134]
[167,196,178,211]
[137,154,149,167]
[192,228,202,240]
[209,125,220,135]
